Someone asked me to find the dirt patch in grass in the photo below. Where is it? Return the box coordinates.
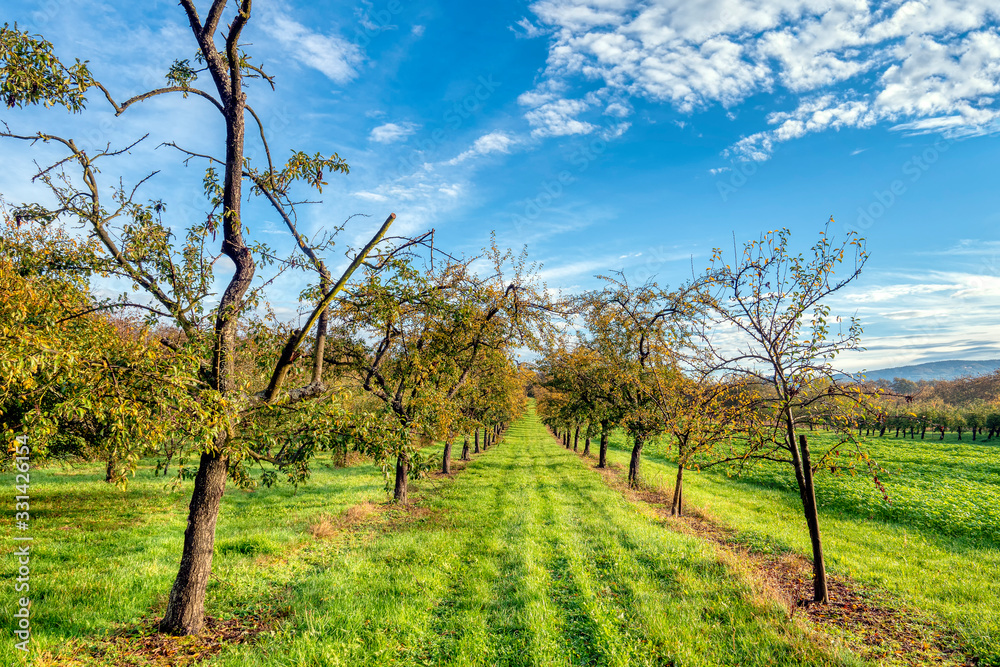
[308,501,379,539]
[307,496,429,540]
[54,614,277,666]
[577,447,976,667]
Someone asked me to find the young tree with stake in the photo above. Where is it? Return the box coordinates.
[695,223,873,605]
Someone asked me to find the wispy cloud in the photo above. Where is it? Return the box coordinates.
[524,98,597,138]
[258,4,362,83]
[369,122,420,144]
[832,268,1000,370]
[510,17,546,39]
[446,132,518,165]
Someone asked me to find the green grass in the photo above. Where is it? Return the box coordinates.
[2,410,864,666]
[0,454,390,664]
[601,429,1000,665]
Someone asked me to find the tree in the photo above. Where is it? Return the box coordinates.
[695,223,873,605]
[0,220,206,481]
[447,347,524,473]
[580,275,692,486]
[654,373,751,516]
[2,9,399,635]
[327,246,547,502]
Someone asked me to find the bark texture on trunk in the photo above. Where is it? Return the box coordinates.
[105,453,116,483]
[394,455,409,503]
[583,436,590,456]
[598,421,609,468]
[441,439,452,474]
[628,434,644,487]
[474,429,480,453]
[160,449,229,634]
[787,427,828,605]
[573,425,579,452]
[461,436,470,461]
[670,464,684,516]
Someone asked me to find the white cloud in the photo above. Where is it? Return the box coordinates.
[604,101,632,117]
[519,0,1000,158]
[510,17,546,38]
[412,25,426,37]
[259,4,362,83]
[524,98,597,137]
[369,122,420,144]
[446,132,518,165]
[355,191,389,202]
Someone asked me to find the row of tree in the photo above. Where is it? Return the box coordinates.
[878,372,1000,407]
[1,5,543,637]
[854,399,1000,441]
[533,228,877,608]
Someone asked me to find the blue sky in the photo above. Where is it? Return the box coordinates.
[3,0,1000,371]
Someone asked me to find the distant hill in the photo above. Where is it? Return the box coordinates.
[857,359,1000,382]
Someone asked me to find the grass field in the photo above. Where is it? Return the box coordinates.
[1,408,877,666]
[602,429,1000,665]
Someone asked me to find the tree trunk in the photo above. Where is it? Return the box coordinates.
[461,436,470,461]
[105,452,116,483]
[583,435,590,456]
[474,429,480,454]
[670,463,684,516]
[786,425,828,605]
[628,434,644,487]
[957,426,962,440]
[160,449,229,634]
[573,425,579,452]
[598,420,609,468]
[311,305,328,384]
[442,439,452,474]
[394,455,408,503]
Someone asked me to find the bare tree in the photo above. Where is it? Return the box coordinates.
[695,222,871,605]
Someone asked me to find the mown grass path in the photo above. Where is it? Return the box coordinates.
[214,407,860,667]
